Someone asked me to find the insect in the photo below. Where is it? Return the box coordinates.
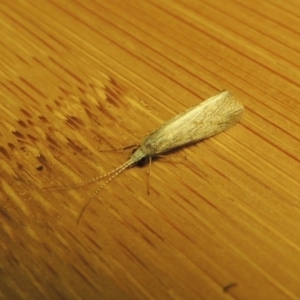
[57,90,244,222]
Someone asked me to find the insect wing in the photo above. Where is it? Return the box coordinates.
[143,91,243,154]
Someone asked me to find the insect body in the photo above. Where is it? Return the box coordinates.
[131,90,243,163]
[71,91,243,222]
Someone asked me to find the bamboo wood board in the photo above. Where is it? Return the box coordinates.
[1,0,300,299]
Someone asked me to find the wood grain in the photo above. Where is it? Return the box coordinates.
[1,0,300,299]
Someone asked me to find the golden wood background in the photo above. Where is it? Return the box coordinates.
[1,0,300,299]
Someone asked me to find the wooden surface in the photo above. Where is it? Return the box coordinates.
[1,0,300,299]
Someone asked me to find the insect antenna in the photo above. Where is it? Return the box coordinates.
[44,160,132,191]
[77,156,137,224]
[45,145,140,191]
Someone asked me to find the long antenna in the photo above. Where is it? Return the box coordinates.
[45,159,135,191]
[77,157,136,224]
[45,145,139,191]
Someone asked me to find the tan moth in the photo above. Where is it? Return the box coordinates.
[57,90,244,222]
